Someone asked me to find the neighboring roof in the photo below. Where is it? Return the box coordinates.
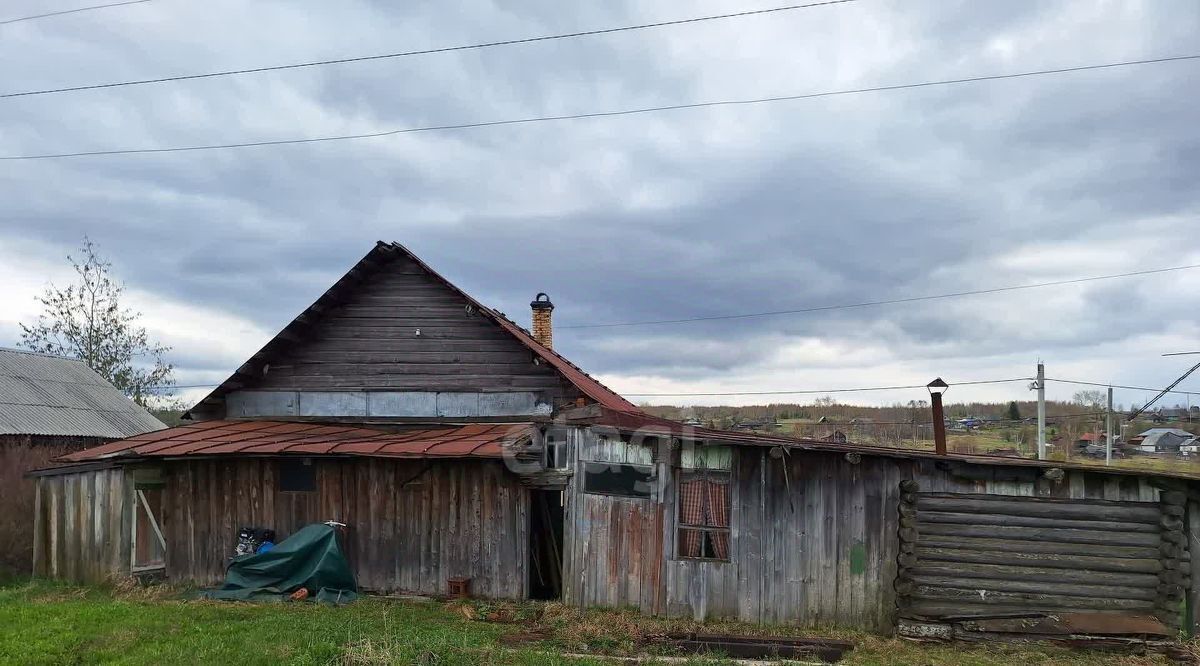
[0,347,165,438]
[1139,428,1196,451]
[1138,428,1194,437]
[588,407,1200,482]
[187,241,638,418]
[60,419,533,463]
[1077,433,1103,442]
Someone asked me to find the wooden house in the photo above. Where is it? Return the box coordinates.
[29,242,1200,637]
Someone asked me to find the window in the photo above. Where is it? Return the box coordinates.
[582,435,657,498]
[677,445,732,561]
[544,427,569,470]
[582,462,656,498]
[279,458,316,492]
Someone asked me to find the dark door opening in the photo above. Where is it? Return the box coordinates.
[529,489,564,600]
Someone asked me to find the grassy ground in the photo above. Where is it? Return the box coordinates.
[0,580,1190,665]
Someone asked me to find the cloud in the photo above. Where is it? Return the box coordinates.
[1,0,1198,408]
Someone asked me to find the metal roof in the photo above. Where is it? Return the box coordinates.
[59,419,532,462]
[0,347,166,438]
[589,407,1200,482]
[1137,428,1194,437]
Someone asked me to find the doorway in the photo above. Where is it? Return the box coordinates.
[130,466,166,573]
[528,489,564,600]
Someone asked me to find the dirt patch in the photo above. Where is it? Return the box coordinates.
[498,629,552,647]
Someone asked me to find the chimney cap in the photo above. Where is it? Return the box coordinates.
[530,292,554,310]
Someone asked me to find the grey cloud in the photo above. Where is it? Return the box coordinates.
[1,0,1198,398]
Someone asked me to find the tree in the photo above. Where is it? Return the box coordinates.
[1006,401,1021,421]
[1072,390,1106,409]
[20,238,174,407]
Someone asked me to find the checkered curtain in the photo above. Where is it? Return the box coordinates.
[679,479,705,557]
[704,477,730,559]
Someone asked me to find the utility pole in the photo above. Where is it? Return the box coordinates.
[1106,386,1114,467]
[1036,362,1046,460]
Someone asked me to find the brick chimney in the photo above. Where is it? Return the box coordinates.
[530,293,554,349]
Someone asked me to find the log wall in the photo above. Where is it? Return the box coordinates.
[161,458,529,598]
[897,487,1184,626]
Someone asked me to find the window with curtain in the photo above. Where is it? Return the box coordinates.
[677,445,731,561]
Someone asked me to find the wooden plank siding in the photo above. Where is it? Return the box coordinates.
[32,467,132,583]
[159,458,529,598]
[563,430,1174,632]
[242,256,580,401]
[1,435,109,575]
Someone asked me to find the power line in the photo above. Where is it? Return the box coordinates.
[621,377,1030,397]
[563,263,1200,329]
[5,54,1198,161]
[1046,377,1200,397]
[0,1,858,99]
[705,411,1112,428]
[0,0,151,26]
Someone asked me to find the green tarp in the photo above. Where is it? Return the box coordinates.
[202,523,358,604]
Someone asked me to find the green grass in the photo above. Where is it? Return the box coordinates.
[0,580,1186,665]
[0,581,540,665]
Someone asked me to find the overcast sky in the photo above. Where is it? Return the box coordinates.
[1,0,1198,409]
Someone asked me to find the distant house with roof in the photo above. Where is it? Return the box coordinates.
[0,347,164,573]
[1162,408,1197,422]
[1129,428,1198,454]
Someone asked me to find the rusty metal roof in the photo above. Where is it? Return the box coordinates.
[590,407,1200,482]
[0,347,165,438]
[187,241,638,418]
[59,419,533,462]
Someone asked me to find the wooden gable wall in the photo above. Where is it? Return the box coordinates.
[212,250,582,418]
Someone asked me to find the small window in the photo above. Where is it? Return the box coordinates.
[545,428,569,470]
[279,458,316,492]
[677,446,732,561]
[582,462,656,498]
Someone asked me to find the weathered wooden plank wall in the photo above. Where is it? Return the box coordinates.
[656,450,909,629]
[1,436,108,575]
[562,429,665,613]
[31,467,131,583]
[564,432,1174,632]
[243,252,578,400]
[161,458,529,598]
